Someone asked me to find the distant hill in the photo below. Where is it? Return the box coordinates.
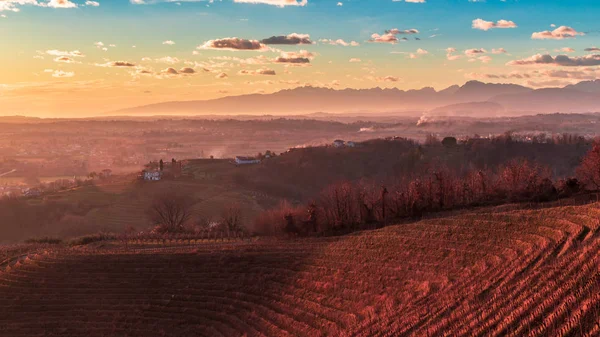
[490,88,600,113]
[452,81,531,102]
[564,80,600,93]
[429,101,505,117]
[112,80,600,117]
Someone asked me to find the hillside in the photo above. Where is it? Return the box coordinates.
[1,136,591,244]
[1,201,599,336]
[0,174,274,244]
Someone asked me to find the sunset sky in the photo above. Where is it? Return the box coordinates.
[1,0,599,116]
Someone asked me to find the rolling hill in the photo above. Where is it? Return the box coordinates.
[1,200,599,336]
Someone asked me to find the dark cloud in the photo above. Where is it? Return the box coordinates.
[369,28,419,44]
[199,38,268,51]
[179,67,196,74]
[385,28,419,34]
[238,68,276,75]
[273,50,314,64]
[260,33,312,45]
[274,56,310,63]
[508,53,600,67]
[111,61,136,67]
[162,67,179,74]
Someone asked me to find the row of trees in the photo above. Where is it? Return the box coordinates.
[256,140,600,236]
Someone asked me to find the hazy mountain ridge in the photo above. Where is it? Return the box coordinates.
[113,80,600,116]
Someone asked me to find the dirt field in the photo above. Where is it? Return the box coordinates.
[1,201,599,336]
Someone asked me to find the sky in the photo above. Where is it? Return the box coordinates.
[1,0,599,116]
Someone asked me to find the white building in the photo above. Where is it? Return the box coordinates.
[143,171,162,181]
[24,188,41,197]
[333,140,345,147]
[235,156,261,165]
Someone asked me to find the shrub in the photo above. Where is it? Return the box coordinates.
[24,237,62,245]
[68,233,117,246]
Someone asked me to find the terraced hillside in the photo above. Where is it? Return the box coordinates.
[1,202,599,336]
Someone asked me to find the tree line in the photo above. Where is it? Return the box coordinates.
[255,139,600,236]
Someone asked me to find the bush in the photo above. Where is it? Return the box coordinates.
[67,233,117,246]
[24,237,62,245]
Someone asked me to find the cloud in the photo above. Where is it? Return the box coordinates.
[198,37,269,51]
[532,26,584,40]
[409,48,428,58]
[210,55,269,65]
[95,61,137,67]
[369,28,419,44]
[260,33,312,45]
[53,56,77,63]
[273,50,314,64]
[232,0,307,7]
[556,47,575,53]
[238,68,276,75]
[349,58,361,62]
[46,0,78,8]
[585,47,600,52]
[155,56,180,64]
[162,40,175,45]
[44,69,75,78]
[386,28,419,35]
[1,0,82,12]
[476,55,492,63]
[507,53,600,67]
[0,0,36,12]
[404,0,426,2]
[319,39,359,46]
[369,33,399,44]
[215,72,228,79]
[492,48,508,54]
[85,0,99,6]
[527,79,574,88]
[376,76,400,82]
[179,67,196,74]
[465,48,486,56]
[472,19,517,31]
[46,49,85,57]
[161,67,179,75]
[446,47,461,60]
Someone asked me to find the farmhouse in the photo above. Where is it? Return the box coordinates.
[143,170,162,181]
[235,156,261,165]
[23,188,41,197]
[333,139,345,147]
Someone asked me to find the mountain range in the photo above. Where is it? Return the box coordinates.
[112,80,600,117]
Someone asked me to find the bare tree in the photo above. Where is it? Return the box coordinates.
[147,191,194,232]
[577,141,600,191]
[221,204,243,232]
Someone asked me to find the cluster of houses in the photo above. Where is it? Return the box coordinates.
[140,158,183,181]
[234,156,261,165]
[332,139,357,148]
